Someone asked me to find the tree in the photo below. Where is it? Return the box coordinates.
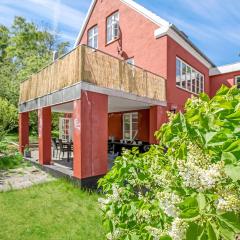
[0,16,69,105]
[0,98,18,141]
[0,16,69,134]
[99,86,240,240]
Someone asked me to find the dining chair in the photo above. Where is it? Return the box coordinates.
[58,139,69,160]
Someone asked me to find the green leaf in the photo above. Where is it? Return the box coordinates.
[224,164,240,182]
[218,212,240,233]
[159,236,172,240]
[221,152,238,164]
[207,222,218,240]
[179,195,200,218]
[216,85,231,96]
[186,222,204,240]
[197,193,206,212]
[223,140,240,153]
[226,111,240,121]
[218,220,236,240]
[180,208,200,219]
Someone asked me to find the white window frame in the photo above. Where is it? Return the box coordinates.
[176,57,205,95]
[107,11,119,44]
[59,118,73,142]
[123,112,138,141]
[88,25,98,49]
[235,76,240,89]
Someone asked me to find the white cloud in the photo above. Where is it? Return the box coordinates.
[0,0,86,35]
[0,0,88,45]
[26,0,86,31]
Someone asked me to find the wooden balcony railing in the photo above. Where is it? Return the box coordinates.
[19,45,166,104]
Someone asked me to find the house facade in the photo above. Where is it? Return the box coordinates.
[18,0,240,186]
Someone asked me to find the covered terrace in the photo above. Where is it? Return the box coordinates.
[19,45,167,186]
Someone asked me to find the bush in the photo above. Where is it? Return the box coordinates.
[98,86,240,240]
[0,153,23,170]
[0,140,23,170]
[0,98,18,141]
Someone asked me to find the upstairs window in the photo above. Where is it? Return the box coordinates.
[176,57,204,94]
[107,11,119,43]
[123,112,138,141]
[235,76,240,89]
[88,25,98,49]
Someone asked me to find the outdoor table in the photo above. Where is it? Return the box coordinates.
[62,141,73,162]
[109,141,145,155]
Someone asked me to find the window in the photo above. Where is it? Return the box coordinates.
[59,118,73,142]
[88,25,98,49]
[123,112,138,140]
[176,58,181,87]
[235,76,240,89]
[107,11,119,43]
[176,57,204,94]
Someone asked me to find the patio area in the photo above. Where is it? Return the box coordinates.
[21,95,156,184]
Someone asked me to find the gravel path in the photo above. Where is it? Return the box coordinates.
[0,166,55,192]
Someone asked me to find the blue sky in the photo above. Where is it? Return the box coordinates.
[0,0,240,66]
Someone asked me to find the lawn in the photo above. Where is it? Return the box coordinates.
[0,180,106,240]
[5,133,38,143]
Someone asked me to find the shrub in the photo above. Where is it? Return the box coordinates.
[0,140,23,170]
[0,97,18,141]
[0,153,23,170]
[98,86,240,240]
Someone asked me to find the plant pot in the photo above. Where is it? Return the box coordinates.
[24,151,31,158]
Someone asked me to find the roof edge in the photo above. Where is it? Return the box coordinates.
[210,62,240,76]
[154,25,215,68]
[74,0,96,47]
[120,0,170,27]
[74,0,170,47]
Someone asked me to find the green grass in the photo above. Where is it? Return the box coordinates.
[5,133,38,143]
[0,180,106,240]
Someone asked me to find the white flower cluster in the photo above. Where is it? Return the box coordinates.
[217,194,240,212]
[106,229,122,240]
[154,170,174,187]
[178,143,224,192]
[189,96,209,112]
[168,218,188,240]
[145,226,163,240]
[157,191,181,217]
[137,209,151,223]
[98,185,122,210]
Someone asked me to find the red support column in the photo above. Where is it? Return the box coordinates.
[19,112,29,154]
[73,91,108,180]
[149,105,168,144]
[38,107,52,165]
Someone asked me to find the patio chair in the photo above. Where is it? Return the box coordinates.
[58,139,72,162]
[51,138,59,159]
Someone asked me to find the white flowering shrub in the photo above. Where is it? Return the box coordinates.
[98,86,240,240]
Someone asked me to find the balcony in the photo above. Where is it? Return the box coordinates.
[19,45,166,104]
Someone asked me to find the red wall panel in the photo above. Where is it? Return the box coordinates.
[210,71,240,97]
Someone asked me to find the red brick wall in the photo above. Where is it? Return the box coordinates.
[210,71,240,97]
[108,109,149,142]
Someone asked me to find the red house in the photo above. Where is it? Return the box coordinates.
[19,0,240,186]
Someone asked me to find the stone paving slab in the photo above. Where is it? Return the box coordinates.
[0,166,55,192]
